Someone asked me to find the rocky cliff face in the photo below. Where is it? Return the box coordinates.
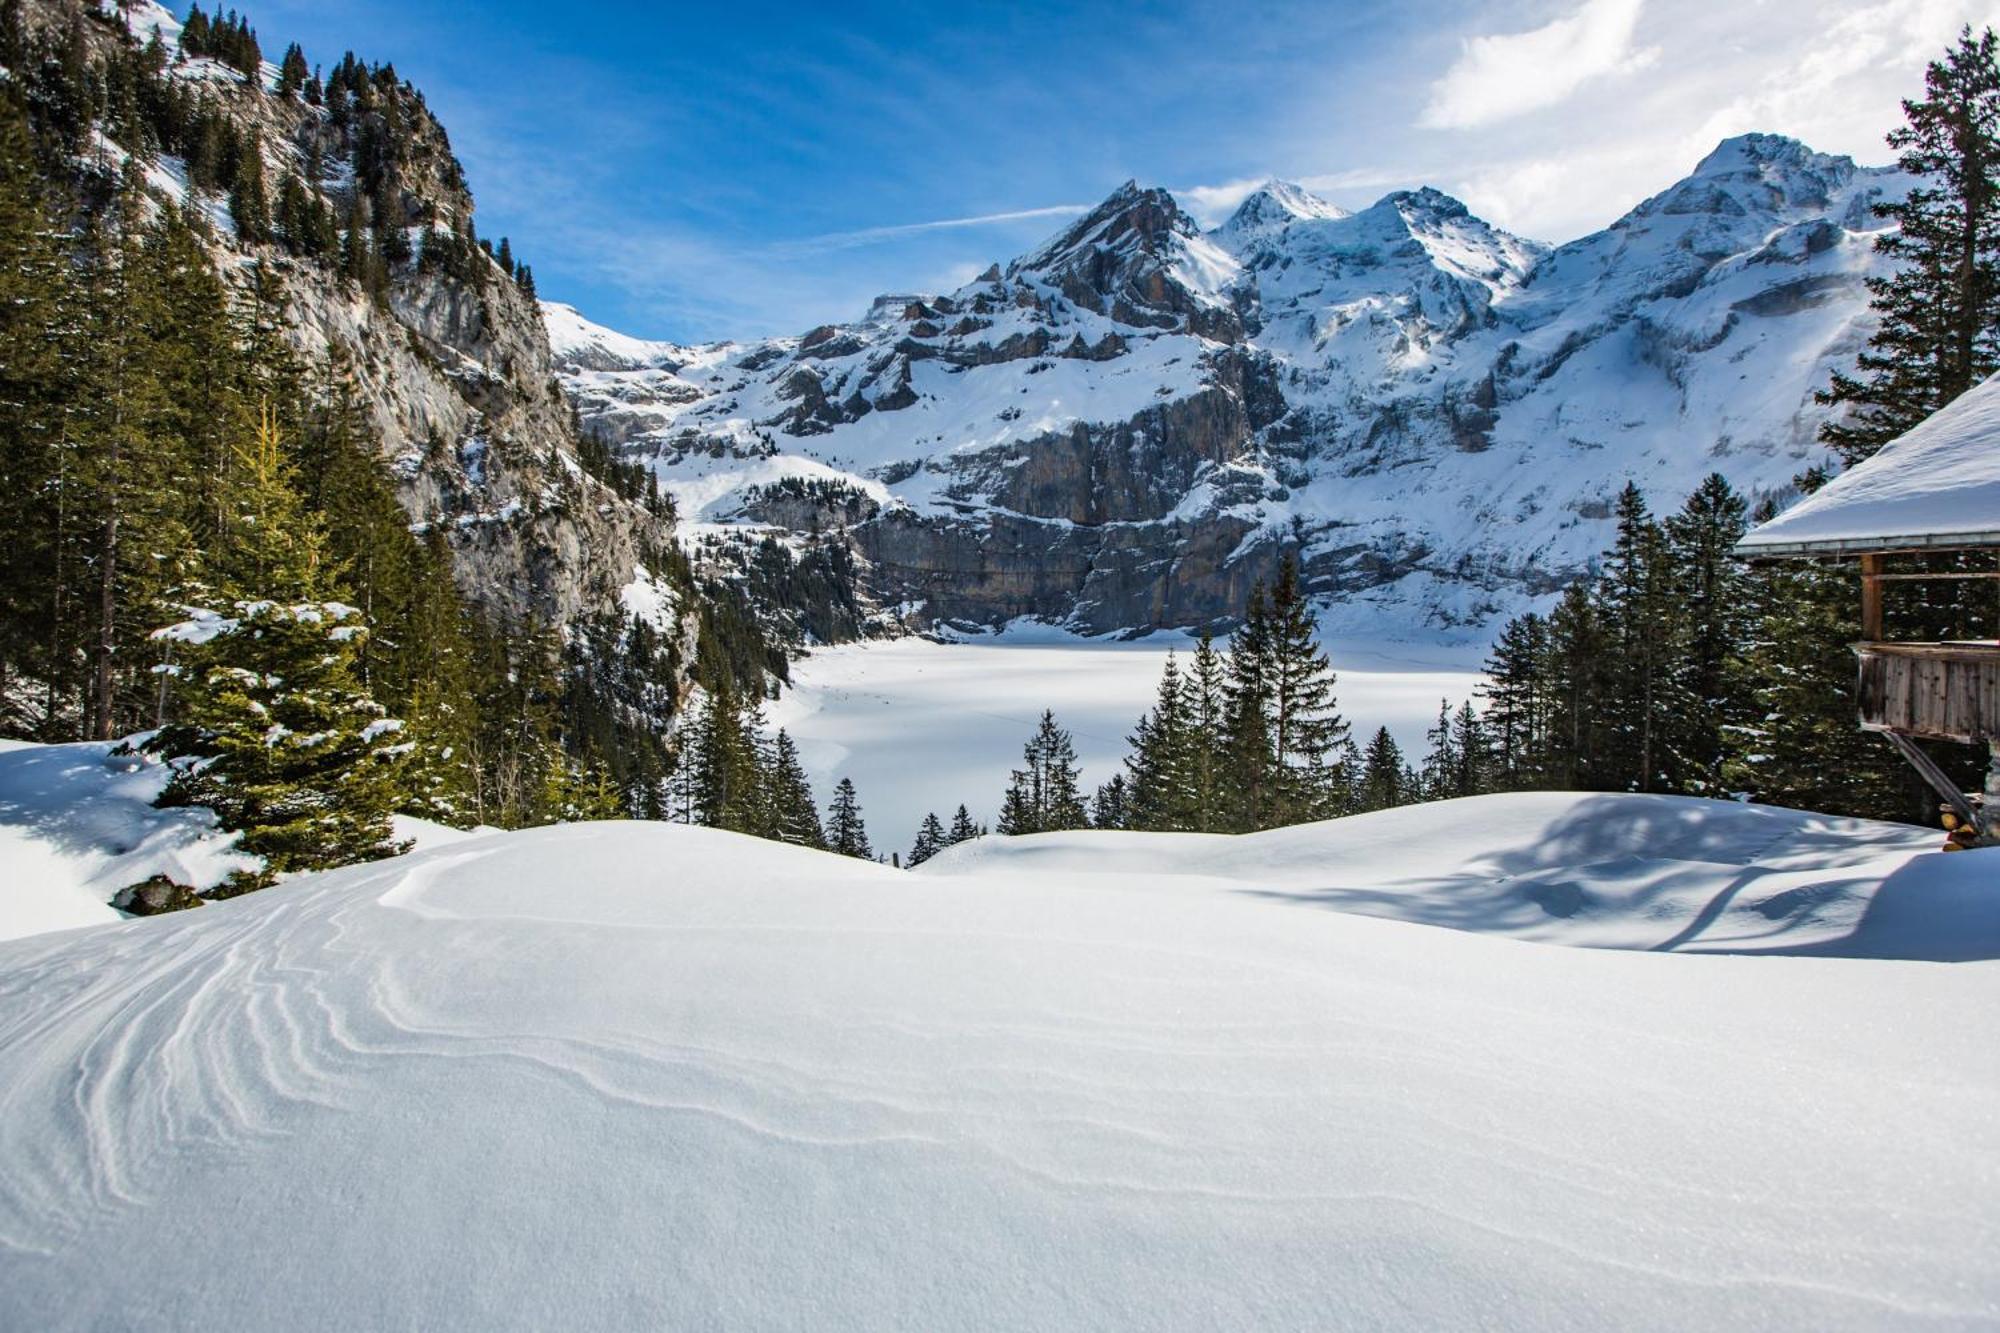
[49,0,689,650]
[553,134,1907,644]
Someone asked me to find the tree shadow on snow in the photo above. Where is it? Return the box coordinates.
[1232,794,2000,962]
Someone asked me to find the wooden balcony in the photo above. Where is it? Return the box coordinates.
[1856,642,2000,744]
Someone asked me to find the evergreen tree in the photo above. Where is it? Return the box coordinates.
[1662,474,1750,793]
[1820,28,2000,462]
[1448,702,1489,798]
[541,754,623,823]
[1419,700,1456,800]
[763,729,824,848]
[73,175,201,740]
[227,135,270,243]
[997,710,1087,835]
[909,811,947,866]
[688,678,759,832]
[947,803,982,845]
[1220,583,1277,831]
[1595,484,1682,792]
[1090,773,1129,830]
[0,97,70,733]
[826,777,872,859]
[1480,612,1550,789]
[1543,582,1610,789]
[1179,632,1228,830]
[277,42,309,98]
[1356,726,1411,811]
[1124,652,1191,830]
[149,403,409,883]
[1264,558,1350,822]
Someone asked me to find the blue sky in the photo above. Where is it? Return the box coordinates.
[244,0,1994,342]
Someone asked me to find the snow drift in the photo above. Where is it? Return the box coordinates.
[1,796,1996,1328]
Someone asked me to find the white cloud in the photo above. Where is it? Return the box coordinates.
[777,204,1092,255]
[1401,0,2000,244]
[1174,177,1272,226]
[1421,0,1657,130]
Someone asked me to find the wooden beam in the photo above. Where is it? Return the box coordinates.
[1879,730,1978,825]
[1860,552,1884,641]
[1869,571,2000,582]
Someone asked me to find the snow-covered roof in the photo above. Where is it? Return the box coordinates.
[1738,373,2000,556]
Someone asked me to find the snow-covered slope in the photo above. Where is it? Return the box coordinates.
[552,134,1907,642]
[0,739,492,940]
[0,739,254,940]
[2,800,1996,1328]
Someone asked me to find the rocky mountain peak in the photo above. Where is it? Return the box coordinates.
[1381,186,1476,223]
[1009,179,1242,339]
[1013,181,1197,276]
[1631,133,1864,226]
[1212,180,1347,246]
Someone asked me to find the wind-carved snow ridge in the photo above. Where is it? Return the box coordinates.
[0,801,1996,1328]
[550,133,1912,645]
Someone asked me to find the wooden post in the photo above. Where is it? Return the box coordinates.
[1860,552,1884,642]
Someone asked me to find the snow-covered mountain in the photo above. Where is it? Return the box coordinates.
[550,133,1907,641]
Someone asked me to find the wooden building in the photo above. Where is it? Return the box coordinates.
[1737,374,2000,844]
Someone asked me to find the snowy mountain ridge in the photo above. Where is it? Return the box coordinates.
[551,133,1909,642]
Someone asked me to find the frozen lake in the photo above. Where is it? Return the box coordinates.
[768,629,1486,857]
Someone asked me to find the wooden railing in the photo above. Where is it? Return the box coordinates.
[1855,642,2000,744]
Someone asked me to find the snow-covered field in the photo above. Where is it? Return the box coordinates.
[0,795,1995,1329]
[770,629,1484,853]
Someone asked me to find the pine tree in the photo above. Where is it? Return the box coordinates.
[1663,474,1750,793]
[826,777,872,858]
[764,729,824,848]
[1264,558,1351,822]
[0,97,70,733]
[688,678,759,832]
[73,175,201,740]
[1448,702,1488,798]
[1543,581,1610,789]
[1356,726,1410,811]
[1480,612,1550,789]
[541,754,623,823]
[1220,583,1277,831]
[1595,484,1682,792]
[1820,27,2000,462]
[1419,700,1456,800]
[1179,632,1228,829]
[1090,773,1129,829]
[997,710,1087,834]
[947,803,982,845]
[228,135,270,243]
[149,403,409,883]
[277,42,309,98]
[1124,652,1191,830]
[909,811,947,866]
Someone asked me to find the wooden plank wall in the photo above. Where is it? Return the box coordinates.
[1857,646,2000,743]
